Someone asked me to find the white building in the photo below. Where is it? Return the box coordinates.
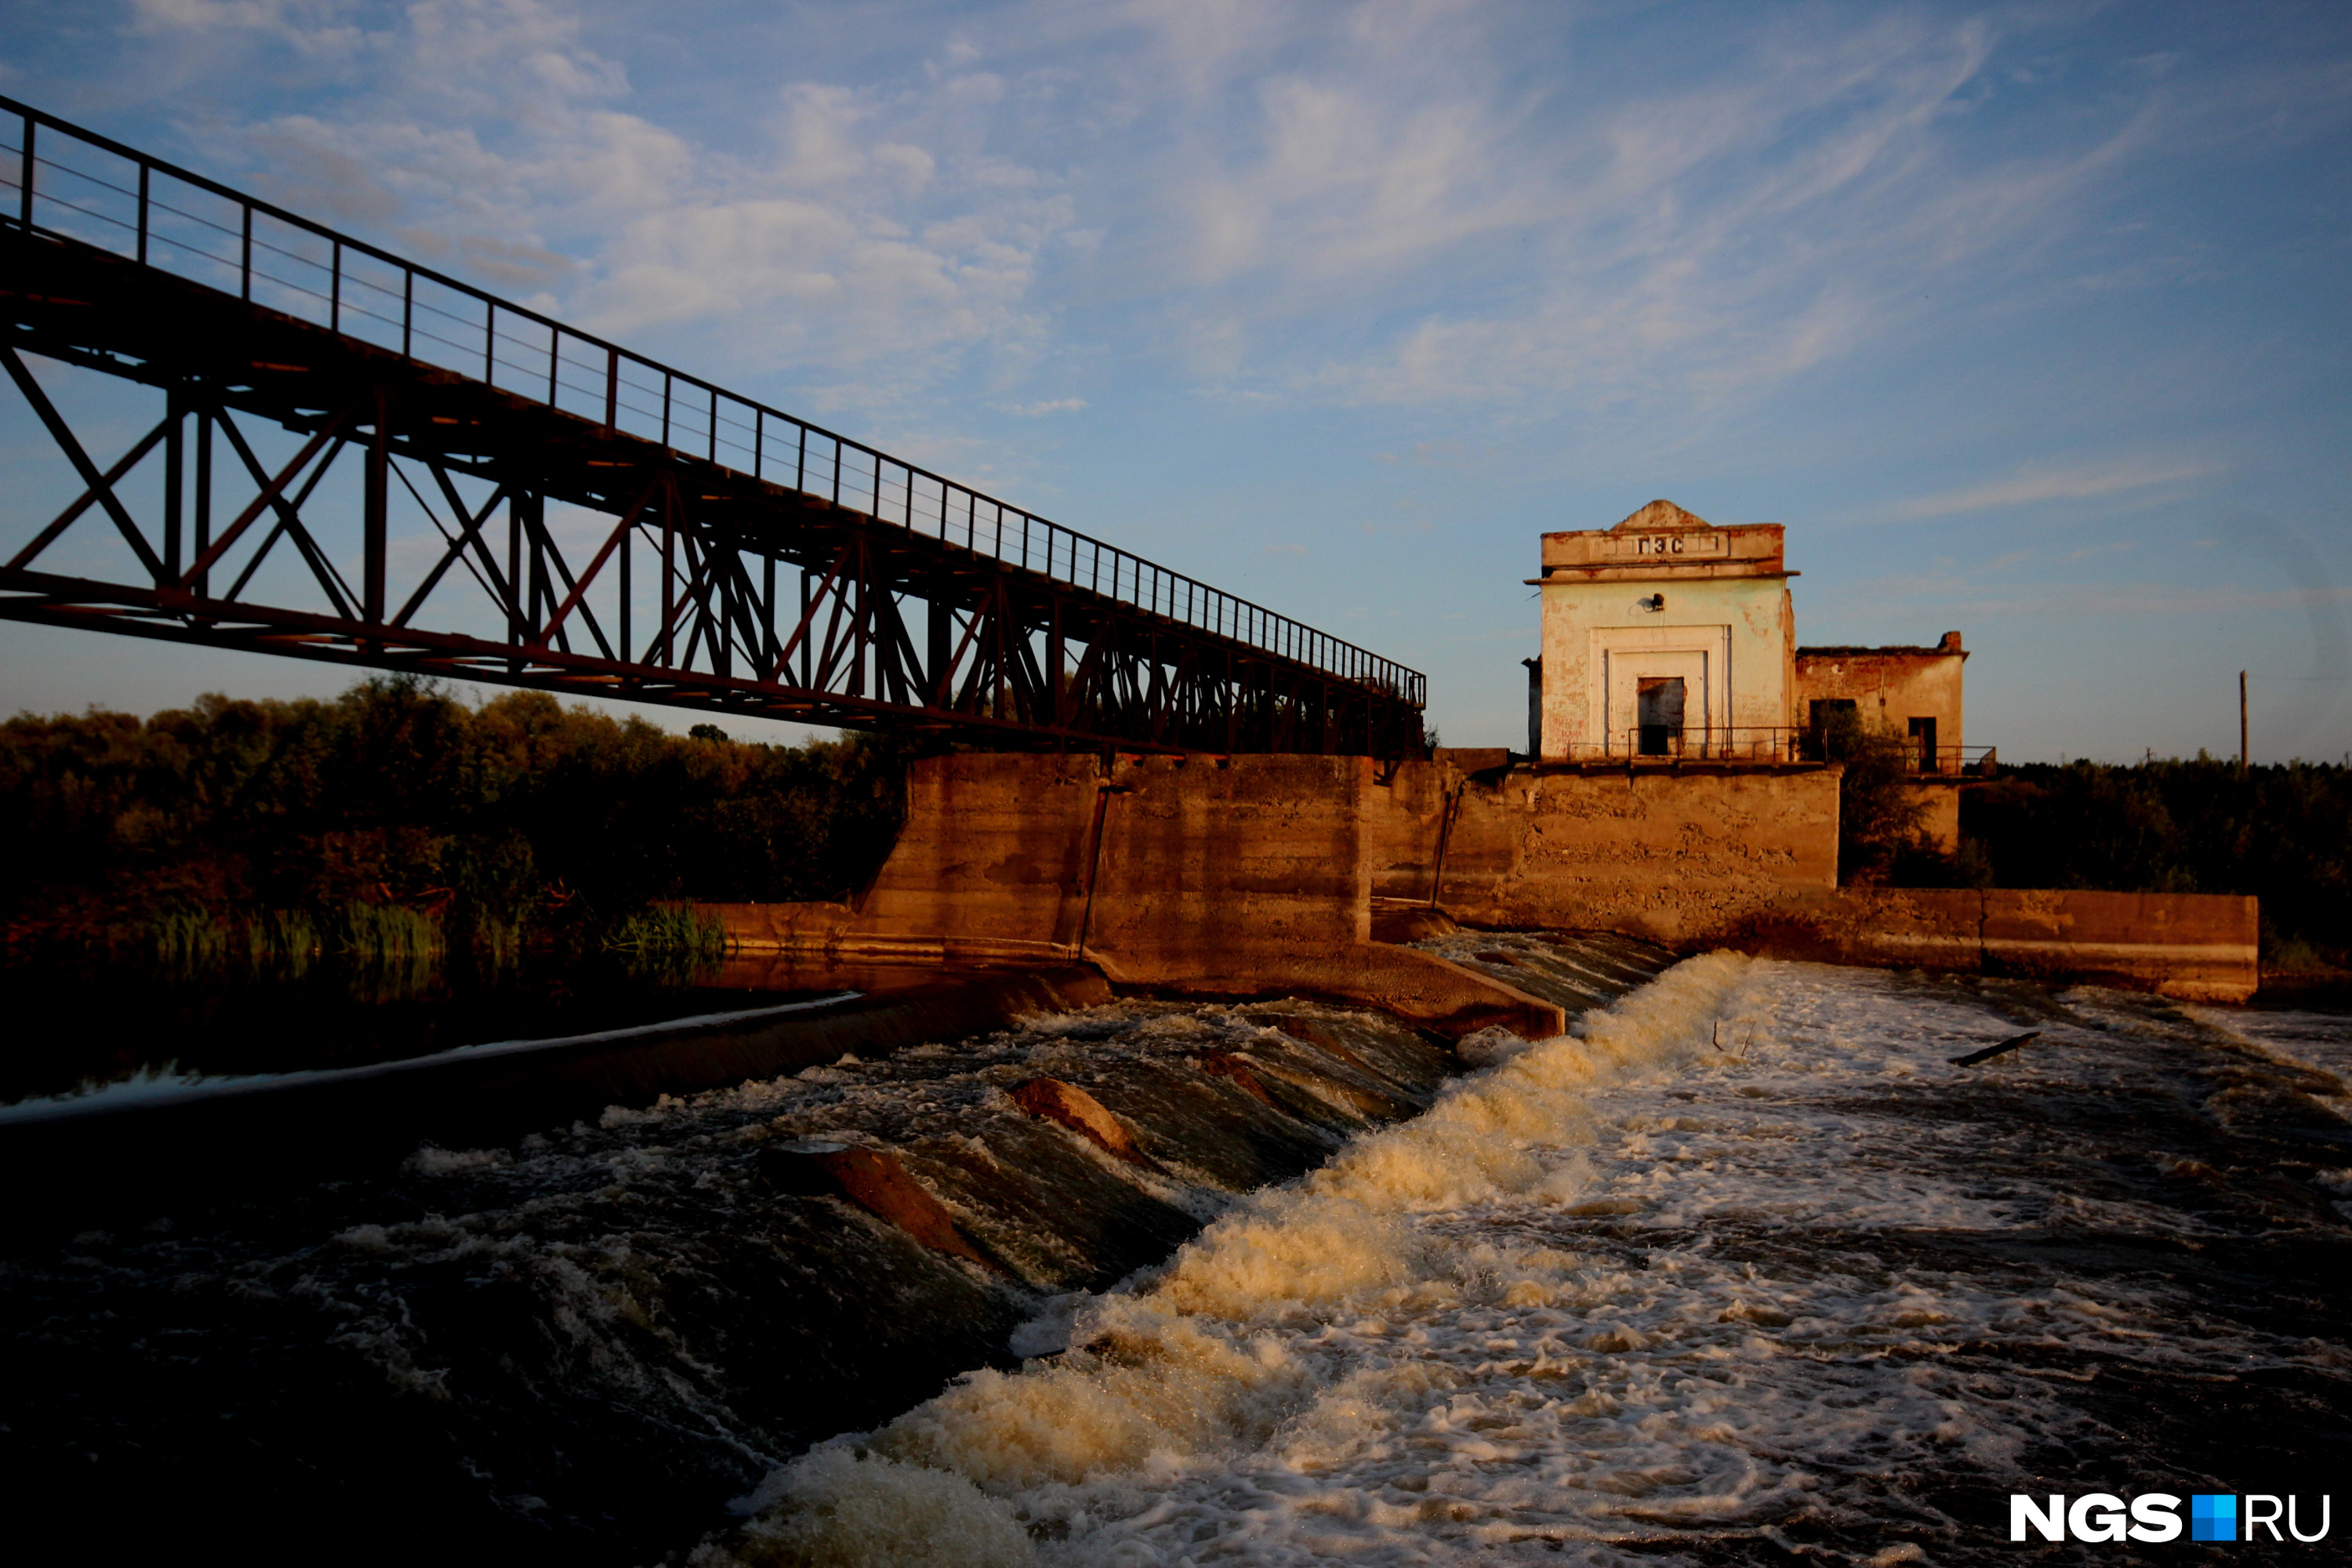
[1526,499,1796,759]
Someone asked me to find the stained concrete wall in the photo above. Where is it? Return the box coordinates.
[828,752,1372,958]
[1369,760,1842,943]
[1906,781,1962,855]
[710,751,2256,1028]
[1367,757,2253,1000]
[1717,887,2259,1004]
[705,753,1565,1042]
[1795,642,1966,753]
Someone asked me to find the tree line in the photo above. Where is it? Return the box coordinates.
[1828,711,2349,969]
[8,678,2343,972]
[0,677,911,961]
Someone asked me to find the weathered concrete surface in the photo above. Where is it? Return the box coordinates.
[1980,889,2259,1000]
[1368,758,1842,943]
[1010,1077,1156,1167]
[1367,760,2250,999]
[1905,780,1963,855]
[1795,637,1967,753]
[1711,887,2259,1004]
[704,753,1565,1042]
[757,1139,998,1268]
[710,753,2254,1022]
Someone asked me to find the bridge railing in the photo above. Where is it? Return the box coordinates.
[0,97,1424,710]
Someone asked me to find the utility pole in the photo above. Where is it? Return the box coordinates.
[2239,670,2249,780]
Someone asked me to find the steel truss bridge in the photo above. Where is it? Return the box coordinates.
[0,98,1425,756]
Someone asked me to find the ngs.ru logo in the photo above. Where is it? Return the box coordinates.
[2011,1493,2332,1543]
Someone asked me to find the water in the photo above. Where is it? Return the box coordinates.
[702,956,2352,1566]
[0,972,1606,1566]
[0,949,911,1112]
[6,941,2343,1564]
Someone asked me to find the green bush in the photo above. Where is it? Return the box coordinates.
[0,677,914,958]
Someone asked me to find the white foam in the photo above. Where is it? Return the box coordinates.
[705,1446,1034,1567]
[2186,1002,2352,1087]
[713,957,2352,1563]
[0,992,866,1123]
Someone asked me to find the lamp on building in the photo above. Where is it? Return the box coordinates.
[1639,593,1666,612]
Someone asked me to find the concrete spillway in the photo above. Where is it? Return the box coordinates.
[0,935,1671,1566]
[699,961,2352,1568]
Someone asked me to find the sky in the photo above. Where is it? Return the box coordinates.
[1,0,2347,762]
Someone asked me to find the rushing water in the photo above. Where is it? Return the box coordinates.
[0,974,1552,1565]
[5,943,2344,1566]
[699,957,2352,1566]
[0,949,907,1112]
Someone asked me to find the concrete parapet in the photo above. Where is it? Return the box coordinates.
[1980,888,2260,999]
[705,751,2253,1024]
[1711,887,2259,1003]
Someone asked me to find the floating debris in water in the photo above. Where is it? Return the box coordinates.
[1949,1028,2043,1066]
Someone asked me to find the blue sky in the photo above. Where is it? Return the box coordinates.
[2,0,2347,761]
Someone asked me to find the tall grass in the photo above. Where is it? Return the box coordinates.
[337,901,444,960]
[148,902,443,973]
[604,903,729,956]
[152,910,232,967]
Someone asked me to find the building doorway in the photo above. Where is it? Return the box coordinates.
[1637,677,1686,755]
[1908,716,1939,773]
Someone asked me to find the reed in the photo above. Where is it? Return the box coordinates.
[604,903,729,956]
[468,909,525,967]
[152,909,230,966]
[336,900,445,960]
[146,904,456,971]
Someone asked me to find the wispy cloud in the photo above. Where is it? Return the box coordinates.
[90,0,2348,434]
[1891,458,2219,520]
[119,0,1076,415]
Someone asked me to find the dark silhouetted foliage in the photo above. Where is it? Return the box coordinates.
[1814,709,1929,885]
[1961,757,2352,966]
[0,677,913,953]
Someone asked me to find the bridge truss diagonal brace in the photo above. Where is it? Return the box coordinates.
[0,219,1425,757]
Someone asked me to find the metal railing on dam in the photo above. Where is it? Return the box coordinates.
[0,97,1425,754]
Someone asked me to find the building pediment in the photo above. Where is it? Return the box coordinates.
[1610,499,1712,532]
[1537,501,1785,579]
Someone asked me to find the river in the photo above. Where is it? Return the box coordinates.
[699,954,2352,1566]
[2,946,2345,1565]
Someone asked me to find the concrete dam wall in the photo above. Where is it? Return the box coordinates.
[705,752,1570,1039]
[709,751,2257,1004]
